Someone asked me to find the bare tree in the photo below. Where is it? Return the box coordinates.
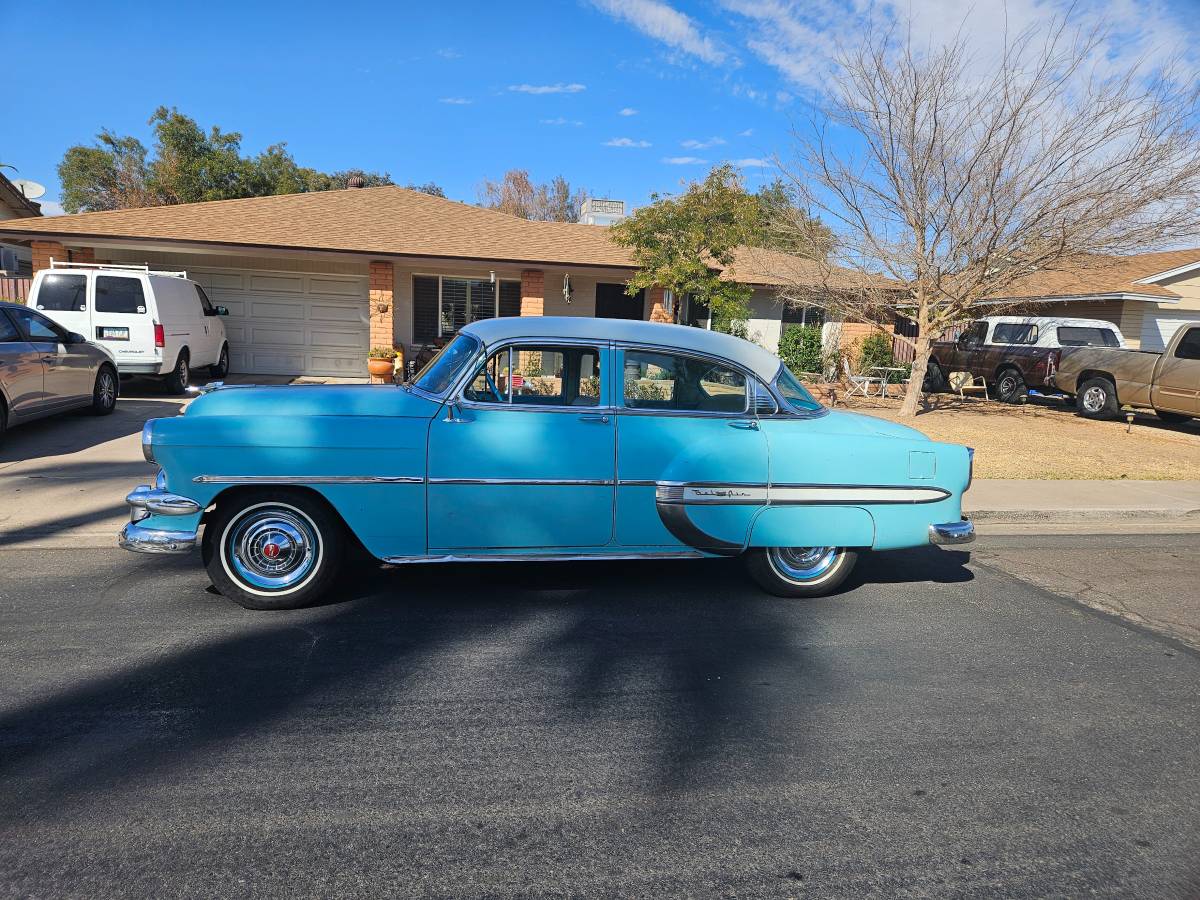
[478,169,587,222]
[769,17,1200,416]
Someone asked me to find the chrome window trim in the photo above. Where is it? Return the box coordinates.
[615,343,753,417]
[454,339,608,412]
[192,475,425,485]
[411,333,485,398]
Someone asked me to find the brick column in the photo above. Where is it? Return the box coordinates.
[520,269,544,316]
[647,286,673,323]
[71,247,96,264]
[31,241,67,273]
[368,260,395,383]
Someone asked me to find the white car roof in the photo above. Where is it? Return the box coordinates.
[981,315,1120,329]
[462,316,785,382]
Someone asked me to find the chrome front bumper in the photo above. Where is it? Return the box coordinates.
[118,479,202,554]
[929,518,975,546]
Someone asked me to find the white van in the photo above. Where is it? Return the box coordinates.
[29,262,229,394]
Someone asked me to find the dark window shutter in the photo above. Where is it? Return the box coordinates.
[499,280,521,317]
[413,276,439,343]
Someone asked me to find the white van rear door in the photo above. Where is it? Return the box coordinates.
[94,274,155,366]
[31,271,90,337]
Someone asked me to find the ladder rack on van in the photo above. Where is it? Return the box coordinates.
[48,259,189,279]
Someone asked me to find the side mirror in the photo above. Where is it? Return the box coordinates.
[67,331,87,345]
[216,306,229,316]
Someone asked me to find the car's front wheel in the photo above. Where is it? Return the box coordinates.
[744,546,858,598]
[203,490,345,610]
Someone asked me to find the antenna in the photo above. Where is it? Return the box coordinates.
[11,179,46,200]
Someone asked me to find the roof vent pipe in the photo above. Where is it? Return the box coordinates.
[347,175,366,189]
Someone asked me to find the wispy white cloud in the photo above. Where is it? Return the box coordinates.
[508,82,587,94]
[439,97,472,105]
[738,128,754,137]
[435,48,462,59]
[682,136,726,149]
[619,107,639,116]
[589,0,728,64]
[542,117,584,126]
[606,137,653,147]
[733,157,771,167]
[38,199,64,217]
[663,155,707,164]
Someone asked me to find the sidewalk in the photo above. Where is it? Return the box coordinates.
[965,479,1200,524]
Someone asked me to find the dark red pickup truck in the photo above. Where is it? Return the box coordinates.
[927,316,1126,403]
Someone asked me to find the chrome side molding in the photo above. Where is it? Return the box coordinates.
[192,475,425,485]
[382,550,706,565]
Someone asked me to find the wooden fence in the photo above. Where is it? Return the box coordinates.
[0,276,32,304]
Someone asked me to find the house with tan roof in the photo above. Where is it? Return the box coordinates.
[0,185,831,378]
[0,171,43,276]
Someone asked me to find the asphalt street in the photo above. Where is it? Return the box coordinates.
[0,536,1197,898]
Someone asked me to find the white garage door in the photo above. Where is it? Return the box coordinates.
[1140,310,1200,352]
[192,268,369,377]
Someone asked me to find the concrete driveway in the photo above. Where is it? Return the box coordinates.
[0,385,188,550]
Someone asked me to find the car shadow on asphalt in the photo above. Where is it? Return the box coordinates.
[0,397,187,463]
[0,549,973,813]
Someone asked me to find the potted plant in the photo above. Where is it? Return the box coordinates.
[368,346,398,379]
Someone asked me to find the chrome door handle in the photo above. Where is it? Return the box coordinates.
[41,355,57,363]
[579,414,610,424]
[728,419,759,430]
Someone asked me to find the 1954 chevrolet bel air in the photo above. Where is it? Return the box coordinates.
[120,317,975,610]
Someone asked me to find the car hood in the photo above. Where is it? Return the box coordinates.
[810,409,931,441]
[184,384,442,419]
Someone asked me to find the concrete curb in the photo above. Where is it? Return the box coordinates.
[969,507,1200,524]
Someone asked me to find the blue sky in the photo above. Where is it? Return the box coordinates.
[5,0,1198,216]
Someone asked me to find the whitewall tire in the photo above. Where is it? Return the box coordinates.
[744,546,858,598]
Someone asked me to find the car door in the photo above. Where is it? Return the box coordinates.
[614,347,768,552]
[426,341,616,551]
[193,283,222,364]
[9,305,93,407]
[0,308,44,419]
[1152,326,1200,415]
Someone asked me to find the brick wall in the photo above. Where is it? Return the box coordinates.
[31,242,98,272]
[368,260,395,382]
[520,269,544,316]
[647,286,672,323]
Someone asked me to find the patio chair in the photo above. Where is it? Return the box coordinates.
[948,371,989,401]
[842,358,885,397]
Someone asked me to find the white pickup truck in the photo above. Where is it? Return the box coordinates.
[1053,323,1200,422]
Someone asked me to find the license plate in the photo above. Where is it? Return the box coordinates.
[98,326,129,341]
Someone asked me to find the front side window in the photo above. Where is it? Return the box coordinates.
[95,276,146,314]
[196,284,216,315]
[622,350,747,413]
[12,306,66,343]
[1174,327,1200,360]
[412,333,481,394]
[774,365,823,413]
[1057,326,1119,347]
[992,323,1038,345]
[464,345,601,407]
[35,273,87,312]
[958,322,987,348]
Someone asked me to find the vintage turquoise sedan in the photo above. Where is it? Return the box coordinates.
[120,317,974,609]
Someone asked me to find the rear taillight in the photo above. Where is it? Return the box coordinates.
[1045,350,1059,384]
[154,323,165,348]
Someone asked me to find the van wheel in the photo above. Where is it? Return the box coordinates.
[744,547,858,598]
[203,489,345,610]
[90,365,118,415]
[209,343,230,379]
[1077,376,1119,420]
[995,368,1027,404]
[164,350,190,394]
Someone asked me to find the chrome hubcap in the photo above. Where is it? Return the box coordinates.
[179,359,189,382]
[768,546,839,582]
[98,373,115,407]
[1082,386,1106,412]
[227,507,318,591]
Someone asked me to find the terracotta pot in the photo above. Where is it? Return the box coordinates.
[367,358,395,378]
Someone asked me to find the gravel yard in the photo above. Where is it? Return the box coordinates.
[837,393,1200,479]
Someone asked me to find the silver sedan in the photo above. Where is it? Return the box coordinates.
[0,300,119,443]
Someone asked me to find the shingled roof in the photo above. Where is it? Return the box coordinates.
[994,249,1200,301]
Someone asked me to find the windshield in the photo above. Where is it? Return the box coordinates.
[412,333,482,394]
[774,365,824,413]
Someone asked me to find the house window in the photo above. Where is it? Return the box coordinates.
[412,275,522,344]
[782,304,825,327]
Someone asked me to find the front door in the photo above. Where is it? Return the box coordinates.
[0,309,43,418]
[614,347,768,551]
[427,342,615,550]
[1153,326,1200,415]
[595,283,645,320]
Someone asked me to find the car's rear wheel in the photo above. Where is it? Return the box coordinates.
[995,368,1027,404]
[1156,410,1193,425]
[90,365,118,415]
[203,490,345,610]
[744,546,858,598]
[1077,376,1119,420]
[164,350,190,395]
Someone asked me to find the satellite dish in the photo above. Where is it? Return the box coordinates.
[11,179,46,200]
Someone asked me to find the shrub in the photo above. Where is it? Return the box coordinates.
[369,346,398,360]
[778,324,824,376]
[854,332,895,373]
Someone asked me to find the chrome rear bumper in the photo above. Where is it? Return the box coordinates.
[929,518,975,545]
[119,521,199,554]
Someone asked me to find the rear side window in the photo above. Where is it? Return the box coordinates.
[95,276,147,314]
[35,273,87,312]
[992,323,1038,345]
[0,311,19,342]
[1174,327,1200,360]
[1057,326,1119,347]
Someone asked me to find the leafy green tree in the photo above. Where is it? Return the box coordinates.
[56,107,421,213]
[750,179,832,257]
[610,163,759,331]
[478,169,586,222]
